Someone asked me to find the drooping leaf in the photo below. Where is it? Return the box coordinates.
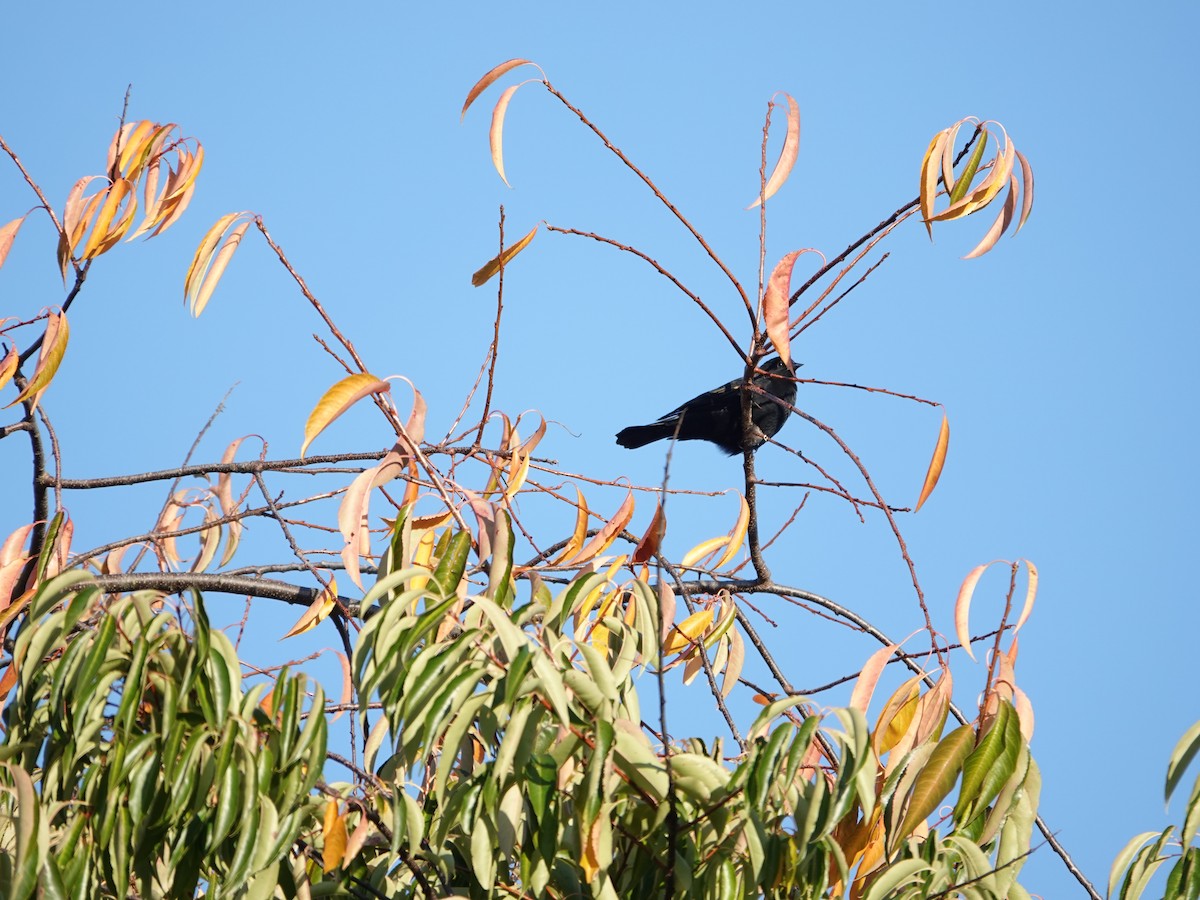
[849,642,901,714]
[6,310,69,412]
[914,411,949,512]
[490,83,522,187]
[919,128,950,238]
[962,172,1018,259]
[188,218,251,316]
[747,92,801,209]
[954,563,989,661]
[184,212,252,315]
[762,251,801,368]
[1013,558,1038,634]
[631,499,666,564]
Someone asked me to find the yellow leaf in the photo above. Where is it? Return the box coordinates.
[81,178,136,259]
[747,92,801,208]
[7,311,69,412]
[681,535,729,569]
[919,128,950,238]
[184,212,251,314]
[914,411,949,512]
[461,58,535,120]
[301,373,390,458]
[713,493,751,568]
[663,607,714,655]
[874,675,922,757]
[0,216,26,270]
[0,346,17,393]
[472,224,538,287]
[322,800,348,873]
[552,487,589,564]
[283,578,338,639]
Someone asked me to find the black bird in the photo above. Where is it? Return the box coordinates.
[616,357,798,455]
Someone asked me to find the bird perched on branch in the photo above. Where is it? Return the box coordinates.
[616,357,798,454]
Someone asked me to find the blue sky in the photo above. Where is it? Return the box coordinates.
[2,2,1197,895]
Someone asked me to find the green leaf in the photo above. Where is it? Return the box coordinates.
[1168,719,1200,806]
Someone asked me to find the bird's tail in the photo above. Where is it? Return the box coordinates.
[615,423,677,449]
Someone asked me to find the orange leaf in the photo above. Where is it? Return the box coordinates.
[490,83,522,187]
[301,373,390,458]
[184,212,251,313]
[7,311,69,412]
[0,216,25,270]
[283,578,339,639]
[461,58,535,120]
[747,92,801,209]
[81,178,136,259]
[663,607,715,655]
[631,499,666,564]
[914,411,949,512]
[568,491,634,565]
[553,487,589,564]
[471,224,538,286]
[189,219,250,316]
[762,251,801,368]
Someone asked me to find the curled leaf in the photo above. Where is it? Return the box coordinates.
[747,92,801,209]
[490,83,522,187]
[301,373,390,458]
[713,493,751,568]
[914,411,949,512]
[1012,558,1038,634]
[461,58,535,120]
[472,224,538,286]
[954,563,990,661]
